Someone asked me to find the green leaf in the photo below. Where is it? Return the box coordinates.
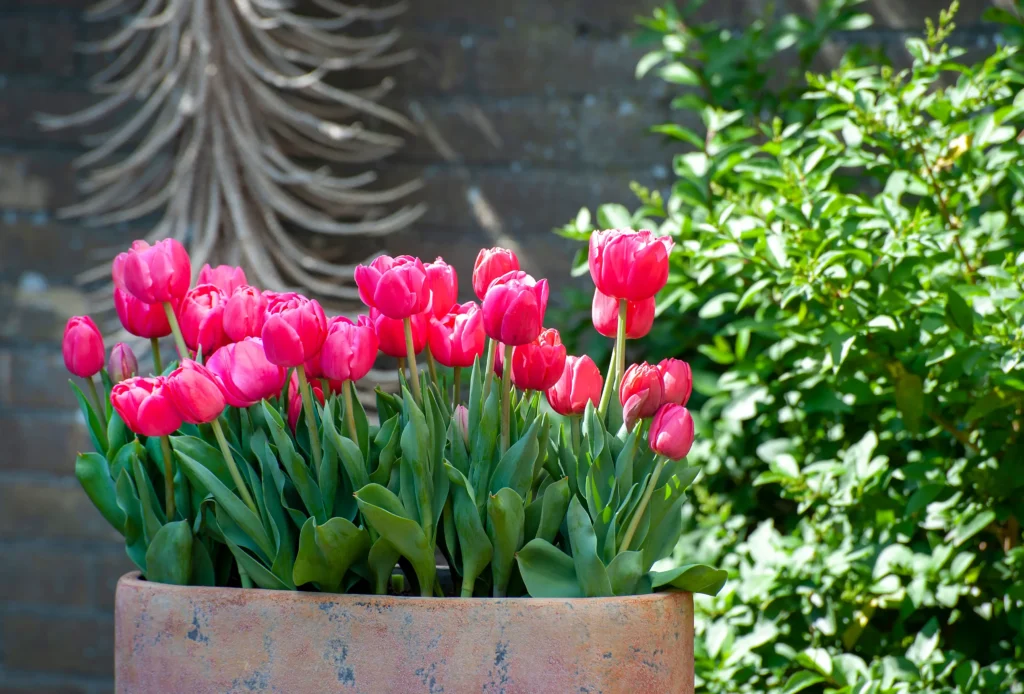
[76,452,126,533]
[292,517,370,592]
[322,401,370,491]
[262,401,326,523]
[370,415,401,486]
[607,550,644,596]
[368,538,401,595]
[115,468,147,572]
[515,539,582,598]
[169,436,235,489]
[132,454,165,544]
[781,671,826,694]
[658,62,700,86]
[144,521,193,585]
[534,477,570,543]
[894,371,924,434]
[69,380,109,453]
[487,487,525,597]
[945,290,975,337]
[489,416,541,498]
[355,484,435,595]
[946,509,996,547]
[566,496,612,597]
[650,564,728,596]
[445,464,492,596]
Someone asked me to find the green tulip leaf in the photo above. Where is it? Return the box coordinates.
[293,516,371,592]
[170,435,236,489]
[355,484,435,594]
[607,550,644,596]
[115,468,148,572]
[489,417,541,499]
[370,415,401,486]
[566,495,613,597]
[323,401,370,491]
[144,520,193,586]
[535,477,570,543]
[487,487,526,597]
[76,452,126,533]
[515,538,582,598]
[191,540,217,586]
[650,563,728,596]
[445,464,492,596]
[262,401,327,523]
[132,455,165,543]
[368,537,401,595]
[69,380,109,454]
[106,411,129,460]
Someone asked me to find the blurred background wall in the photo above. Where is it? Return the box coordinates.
[0,0,1003,691]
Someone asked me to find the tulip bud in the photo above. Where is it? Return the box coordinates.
[649,403,695,460]
[454,404,469,445]
[545,355,603,416]
[619,362,664,429]
[197,264,247,295]
[111,376,183,437]
[481,271,549,345]
[62,316,105,378]
[354,255,431,319]
[657,358,692,406]
[165,360,227,424]
[222,286,267,342]
[591,289,655,339]
[178,284,229,356]
[371,309,428,358]
[261,294,327,367]
[206,338,286,407]
[121,239,192,304]
[510,328,566,391]
[287,370,325,433]
[107,343,138,383]
[425,257,459,319]
[428,302,486,369]
[114,288,173,338]
[321,315,378,382]
[589,229,674,301]
[472,247,520,300]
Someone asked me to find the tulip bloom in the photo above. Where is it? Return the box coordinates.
[107,343,138,383]
[372,309,428,358]
[619,362,664,428]
[354,255,430,319]
[425,257,459,319]
[287,370,325,433]
[472,247,520,300]
[454,404,469,445]
[321,315,378,383]
[428,302,486,368]
[261,294,327,367]
[510,328,566,391]
[62,316,105,378]
[481,271,549,346]
[546,355,603,416]
[658,358,692,406]
[589,229,674,301]
[197,264,247,295]
[111,376,183,437]
[222,286,267,342]
[121,239,192,304]
[592,289,655,339]
[114,289,172,338]
[166,360,227,424]
[111,240,151,291]
[177,284,228,356]
[649,403,695,460]
[206,338,286,407]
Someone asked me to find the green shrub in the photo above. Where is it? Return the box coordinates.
[558,1,1024,691]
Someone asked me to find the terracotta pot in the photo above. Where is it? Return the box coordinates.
[115,572,694,693]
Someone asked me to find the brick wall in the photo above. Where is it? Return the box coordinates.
[0,0,1004,689]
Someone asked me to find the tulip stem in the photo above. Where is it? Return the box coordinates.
[483,338,497,399]
[150,338,163,375]
[296,365,324,469]
[403,318,423,405]
[425,349,440,392]
[616,299,628,386]
[452,367,462,407]
[162,302,190,361]
[159,435,177,520]
[597,345,617,420]
[500,344,513,453]
[619,455,667,554]
[570,415,581,455]
[342,380,359,442]
[85,376,105,417]
[211,418,259,515]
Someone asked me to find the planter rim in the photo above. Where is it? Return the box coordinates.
[117,571,688,604]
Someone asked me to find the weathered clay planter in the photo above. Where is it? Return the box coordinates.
[115,572,694,693]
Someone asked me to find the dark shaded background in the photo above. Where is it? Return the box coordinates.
[0,1,1004,690]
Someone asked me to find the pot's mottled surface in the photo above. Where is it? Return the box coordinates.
[115,572,694,693]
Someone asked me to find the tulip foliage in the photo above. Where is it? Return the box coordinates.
[64,236,723,599]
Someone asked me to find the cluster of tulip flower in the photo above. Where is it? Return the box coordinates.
[62,230,721,599]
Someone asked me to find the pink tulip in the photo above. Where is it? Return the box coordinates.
[372,309,428,358]
[592,288,655,339]
[481,271,549,346]
[62,316,105,378]
[165,360,226,424]
[321,315,378,382]
[107,343,138,383]
[197,264,247,295]
[619,362,664,429]
[589,229,674,301]
[658,358,692,406]
[354,255,431,319]
[206,338,286,407]
[510,328,566,392]
[545,355,603,416]
[114,288,172,338]
[649,403,695,460]
[428,302,486,368]
[261,294,327,367]
[454,404,469,445]
[472,247,520,300]
[425,257,459,319]
[111,376,183,437]
[177,284,228,356]
[222,286,267,342]
[121,239,192,304]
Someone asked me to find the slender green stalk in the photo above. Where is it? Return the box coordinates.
[461,577,476,598]
[85,377,105,416]
[296,365,323,468]
[159,435,177,520]
[397,357,406,381]
[403,318,423,404]
[342,380,359,442]
[615,299,628,385]
[211,418,259,514]
[597,345,617,419]
[150,338,163,375]
[619,456,667,553]
[239,566,253,589]
[482,337,497,398]
[500,344,514,453]
[425,349,440,392]
[452,366,462,407]
[162,302,190,360]
[280,367,292,413]
[570,415,581,455]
